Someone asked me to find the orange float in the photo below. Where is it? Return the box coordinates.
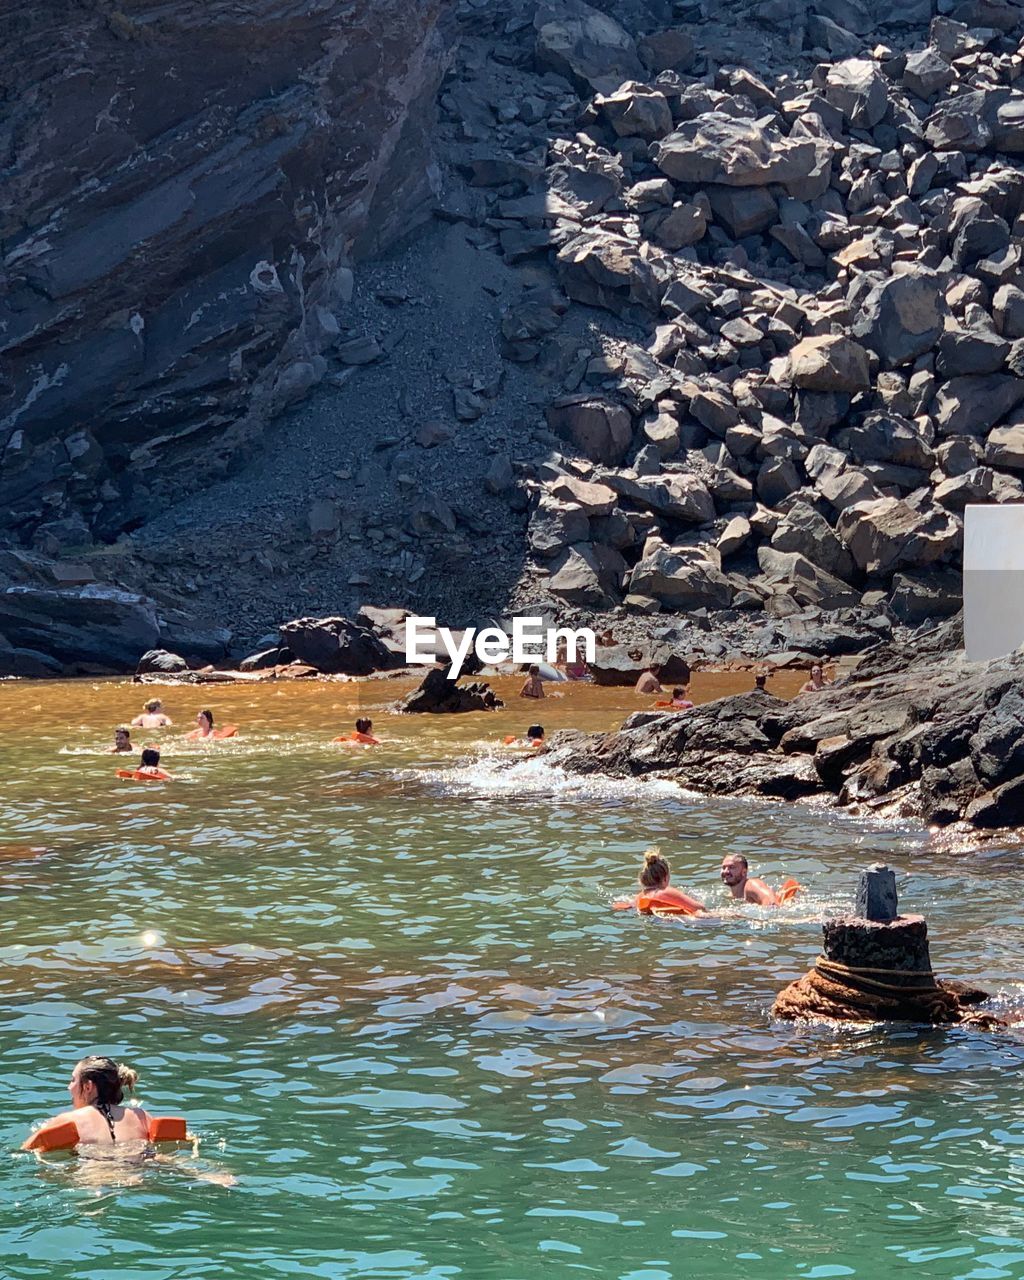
[613,887,704,917]
[24,1115,188,1151]
[776,878,802,904]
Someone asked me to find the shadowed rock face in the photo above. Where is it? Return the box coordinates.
[1,0,454,543]
[558,615,1024,832]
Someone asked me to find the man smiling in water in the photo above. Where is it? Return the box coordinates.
[720,854,783,906]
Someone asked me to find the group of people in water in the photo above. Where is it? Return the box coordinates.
[32,661,819,1164]
[616,849,801,917]
[110,702,241,780]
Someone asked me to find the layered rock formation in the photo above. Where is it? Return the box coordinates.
[1,0,454,547]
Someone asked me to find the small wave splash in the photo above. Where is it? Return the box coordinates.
[403,749,686,803]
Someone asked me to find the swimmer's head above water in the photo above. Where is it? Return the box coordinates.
[69,1056,139,1110]
[526,725,544,741]
[141,747,161,768]
[355,717,373,735]
[196,709,213,733]
[720,853,748,890]
[639,849,670,890]
[144,699,163,714]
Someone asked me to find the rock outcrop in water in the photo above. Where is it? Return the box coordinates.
[398,666,504,712]
[559,615,1024,832]
[2,0,454,545]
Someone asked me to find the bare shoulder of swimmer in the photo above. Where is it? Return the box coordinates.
[744,878,777,905]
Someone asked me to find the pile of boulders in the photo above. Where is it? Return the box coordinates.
[442,0,1024,627]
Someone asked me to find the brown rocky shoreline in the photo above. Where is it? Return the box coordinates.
[554,614,1024,834]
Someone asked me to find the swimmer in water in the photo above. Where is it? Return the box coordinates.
[190,709,215,739]
[519,665,545,699]
[23,1056,152,1151]
[110,725,134,754]
[504,725,546,750]
[669,686,694,709]
[635,665,662,695]
[720,853,800,906]
[799,664,830,695]
[615,849,707,916]
[334,717,379,745]
[137,747,173,780]
[132,699,173,729]
[22,1055,236,1185]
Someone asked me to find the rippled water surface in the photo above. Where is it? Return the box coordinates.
[3,672,1024,1280]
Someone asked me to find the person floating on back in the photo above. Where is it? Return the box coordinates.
[185,709,237,741]
[720,854,800,906]
[614,849,706,917]
[110,725,134,754]
[335,717,379,745]
[118,746,173,782]
[132,699,173,729]
[519,665,545,699]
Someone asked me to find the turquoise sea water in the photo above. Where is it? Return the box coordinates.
[2,676,1024,1279]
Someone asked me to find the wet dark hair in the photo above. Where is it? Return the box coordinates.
[528,665,539,675]
[144,699,162,713]
[672,687,685,699]
[639,849,670,889]
[199,709,213,728]
[141,748,160,767]
[355,718,373,734]
[527,725,544,740]
[75,1056,139,1105]
[726,854,749,870]
[755,674,767,688]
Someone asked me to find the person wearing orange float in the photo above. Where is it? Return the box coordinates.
[720,853,800,906]
[614,849,707,917]
[503,724,545,751]
[22,1055,185,1153]
[654,686,694,709]
[334,717,379,746]
[117,746,173,782]
[185,709,237,741]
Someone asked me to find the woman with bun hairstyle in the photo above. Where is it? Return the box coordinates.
[21,1056,193,1153]
[614,849,707,917]
[23,1056,151,1151]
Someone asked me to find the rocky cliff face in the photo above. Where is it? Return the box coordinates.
[1,0,454,549]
